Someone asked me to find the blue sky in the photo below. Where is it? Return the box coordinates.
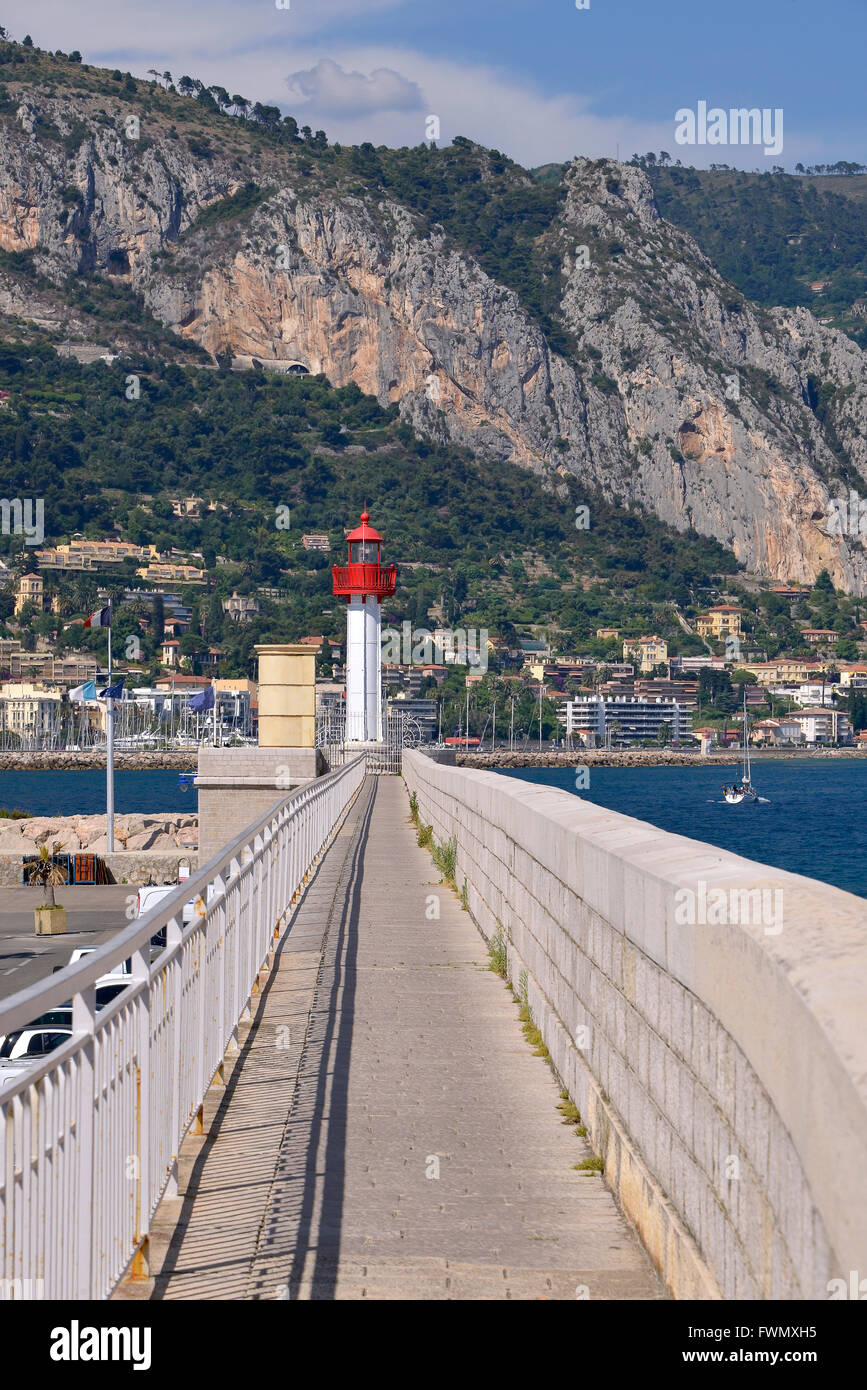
[4,0,865,168]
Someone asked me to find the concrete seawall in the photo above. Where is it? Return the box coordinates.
[403,750,867,1300]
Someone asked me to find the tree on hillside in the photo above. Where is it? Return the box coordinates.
[208,86,231,113]
[151,593,165,644]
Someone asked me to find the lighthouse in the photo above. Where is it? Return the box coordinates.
[332,511,397,742]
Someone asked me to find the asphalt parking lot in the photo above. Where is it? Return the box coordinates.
[0,885,135,1002]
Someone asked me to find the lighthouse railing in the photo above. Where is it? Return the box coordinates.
[0,753,366,1300]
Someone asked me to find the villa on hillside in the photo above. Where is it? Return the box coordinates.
[621,635,668,674]
[695,605,743,640]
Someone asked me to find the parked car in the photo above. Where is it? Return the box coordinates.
[28,1006,73,1028]
[0,1057,32,1088]
[94,980,128,1009]
[0,1028,72,1061]
[4,984,131,1054]
[63,953,136,1001]
[136,883,201,927]
[66,948,132,976]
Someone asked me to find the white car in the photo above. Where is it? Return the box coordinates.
[0,1027,73,1061]
[136,884,203,927]
[0,1058,31,1087]
[67,947,131,975]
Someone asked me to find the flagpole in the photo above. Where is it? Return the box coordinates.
[107,618,114,852]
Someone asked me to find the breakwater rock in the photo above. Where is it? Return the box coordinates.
[457,750,740,770]
[0,812,198,856]
[0,751,197,771]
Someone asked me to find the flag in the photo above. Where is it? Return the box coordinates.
[189,686,215,713]
[68,680,96,703]
[84,605,111,629]
[98,676,126,701]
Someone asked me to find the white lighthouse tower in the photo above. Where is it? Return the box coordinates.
[332,511,397,742]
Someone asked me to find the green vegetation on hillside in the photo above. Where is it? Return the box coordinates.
[0,341,741,676]
[640,164,867,345]
[0,39,576,355]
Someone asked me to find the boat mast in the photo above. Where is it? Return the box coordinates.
[743,688,751,783]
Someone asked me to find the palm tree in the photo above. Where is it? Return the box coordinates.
[28,842,67,908]
[69,575,99,615]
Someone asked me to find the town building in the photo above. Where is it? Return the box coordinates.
[7,652,99,684]
[137,561,206,584]
[799,628,839,646]
[743,659,822,686]
[171,497,204,518]
[34,539,148,571]
[789,707,852,745]
[695,605,743,640]
[298,635,342,660]
[387,694,438,741]
[0,682,63,738]
[751,717,804,746]
[222,592,261,623]
[598,678,700,712]
[14,572,44,616]
[302,534,331,552]
[621,636,668,675]
[770,585,808,601]
[669,655,728,673]
[0,638,22,673]
[561,694,691,746]
[791,682,837,707]
[836,666,867,689]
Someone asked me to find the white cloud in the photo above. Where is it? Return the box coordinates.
[286,58,422,118]
[0,4,828,170]
[0,0,402,66]
[282,47,673,167]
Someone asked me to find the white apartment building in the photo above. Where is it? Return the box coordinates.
[789,707,852,746]
[562,694,692,746]
[0,683,63,737]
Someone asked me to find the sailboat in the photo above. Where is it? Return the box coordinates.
[722,690,759,805]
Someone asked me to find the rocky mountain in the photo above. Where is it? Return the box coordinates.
[2,44,867,591]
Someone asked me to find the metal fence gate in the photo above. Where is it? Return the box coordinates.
[315,707,423,774]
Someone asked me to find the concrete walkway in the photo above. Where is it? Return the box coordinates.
[150,776,664,1301]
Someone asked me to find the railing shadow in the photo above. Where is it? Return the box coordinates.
[278,776,375,1299]
[150,776,375,1301]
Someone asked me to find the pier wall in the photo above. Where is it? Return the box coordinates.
[0,851,197,887]
[403,751,867,1301]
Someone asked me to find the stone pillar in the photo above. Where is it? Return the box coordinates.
[255,643,316,748]
[196,642,323,864]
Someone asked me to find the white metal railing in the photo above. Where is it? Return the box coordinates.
[0,754,366,1300]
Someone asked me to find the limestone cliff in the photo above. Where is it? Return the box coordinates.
[2,80,866,591]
